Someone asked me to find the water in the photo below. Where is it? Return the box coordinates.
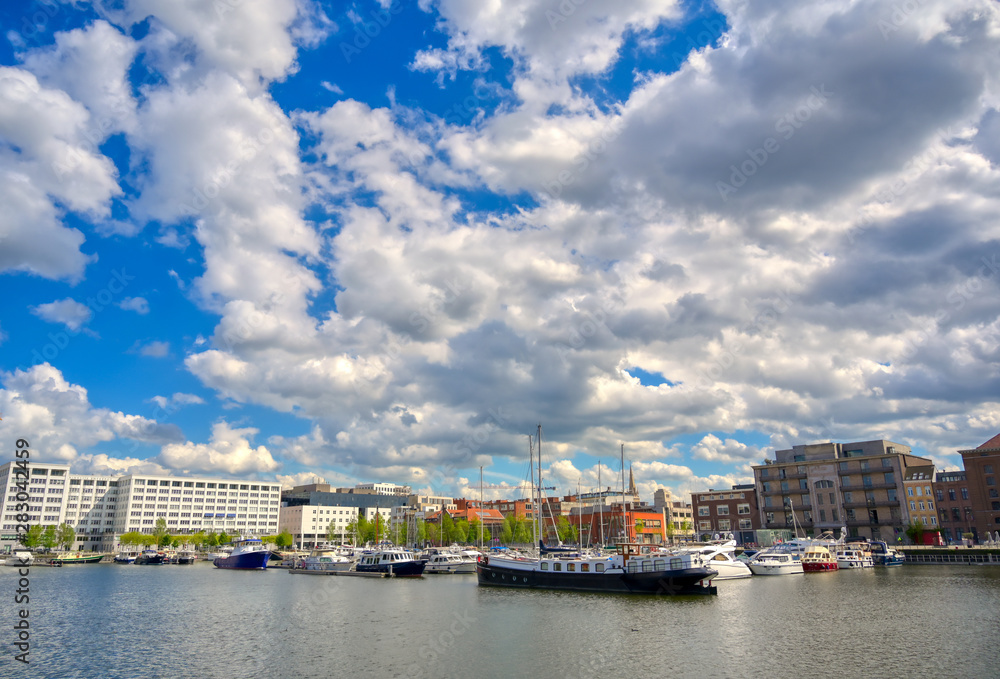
[2,563,999,678]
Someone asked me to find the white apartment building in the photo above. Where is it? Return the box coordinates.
[0,462,281,552]
[279,504,392,548]
[354,482,412,496]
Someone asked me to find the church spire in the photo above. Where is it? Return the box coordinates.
[628,465,636,496]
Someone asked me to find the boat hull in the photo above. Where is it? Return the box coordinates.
[802,562,839,572]
[747,562,803,575]
[54,554,104,564]
[355,560,425,577]
[214,551,270,570]
[476,563,717,595]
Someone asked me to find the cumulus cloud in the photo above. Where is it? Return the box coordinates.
[156,421,281,476]
[119,297,150,314]
[30,298,93,331]
[0,364,184,463]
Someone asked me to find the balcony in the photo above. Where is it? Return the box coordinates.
[776,472,808,480]
[841,482,897,491]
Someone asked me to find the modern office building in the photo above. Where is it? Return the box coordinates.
[751,439,935,542]
[0,461,281,552]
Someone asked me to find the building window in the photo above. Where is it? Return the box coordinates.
[698,507,709,516]
[936,489,943,501]
[888,489,897,502]
[987,477,996,487]
[949,489,956,501]
[716,506,729,515]
[819,509,826,522]
[985,465,994,474]
[882,458,892,468]
[910,501,916,511]
[907,487,914,497]
[737,504,750,515]
[961,488,969,500]
[884,472,894,484]
[844,492,853,503]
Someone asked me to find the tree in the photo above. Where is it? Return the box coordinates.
[441,512,454,545]
[905,521,926,545]
[153,518,170,547]
[276,530,293,549]
[22,525,43,549]
[557,516,579,544]
[512,517,532,544]
[500,516,514,544]
[41,525,58,551]
[205,531,219,547]
[326,520,340,544]
[453,519,470,545]
[57,523,75,551]
[634,518,645,541]
[416,520,428,546]
[218,530,231,546]
[190,531,207,550]
[344,518,359,545]
[170,538,180,549]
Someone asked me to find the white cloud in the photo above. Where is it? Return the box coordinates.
[30,298,93,331]
[0,364,184,463]
[138,340,170,358]
[157,420,281,476]
[119,297,150,314]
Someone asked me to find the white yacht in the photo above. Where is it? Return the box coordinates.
[675,541,752,580]
[747,549,804,575]
[4,550,33,567]
[299,548,352,572]
[835,547,874,569]
[424,553,477,574]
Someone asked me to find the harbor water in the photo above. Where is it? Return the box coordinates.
[3,563,999,678]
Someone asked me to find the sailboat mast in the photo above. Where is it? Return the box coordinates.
[599,461,604,548]
[528,434,536,549]
[479,466,484,551]
[621,443,627,543]
[537,424,543,550]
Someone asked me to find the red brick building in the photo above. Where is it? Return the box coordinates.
[933,471,974,544]
[959,434,1000,541]
[691,484,760,545]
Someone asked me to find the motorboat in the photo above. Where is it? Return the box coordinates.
[478,542,718,594]
[135,549,165,565]
[747,549,804,575]
[214,537,270,570]
[113,549,141,564]
[52,552,104,564]
[4,550,33,567]
[298,548,352,572]
[802,546,839,572]
[835,547,874,569]
[355,547,426,576]
[673,541,752,580]
[869,540,905,566]
[425,553,477,574]
[176,550,197,565]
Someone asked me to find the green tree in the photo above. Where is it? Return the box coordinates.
[22,525,43,549]
[416,519,428,546]
[468,519,481,545]
[500,516,514,544]
[512,517,532,544]
[218,530,231,546]
[326,520,340,544]
[904,521,926,545]
[345,518,359,545]
[190,531,207,550]
[57,523,75,551]
[427,523,440,545]
[441,512,454,545]
[153,518,170,547]
[556,516,579,544]
[634,518,645,540]
[205,531,219,547]
[276,530,293,549]
[453,519,470,545]
[170,538,180,549]
[41,525,58,551]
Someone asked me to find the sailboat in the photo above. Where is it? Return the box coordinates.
[476,427,719,595]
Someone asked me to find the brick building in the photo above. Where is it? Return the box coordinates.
[959,434,1000,540]
[690,484,760,545]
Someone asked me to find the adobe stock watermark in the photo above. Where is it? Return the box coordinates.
[340,1,407,63]
[877,0,927,40]
[555,256,667,359]
[180,125,279,214]
[542,116,626,200]
[22,269,135,369]
[402,609,477,678]
[680,289,798,403]
[546,0,589,30]
[716,85,833,202]
[846,123,959,246]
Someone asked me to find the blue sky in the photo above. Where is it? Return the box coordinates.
[2,0,999,502]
